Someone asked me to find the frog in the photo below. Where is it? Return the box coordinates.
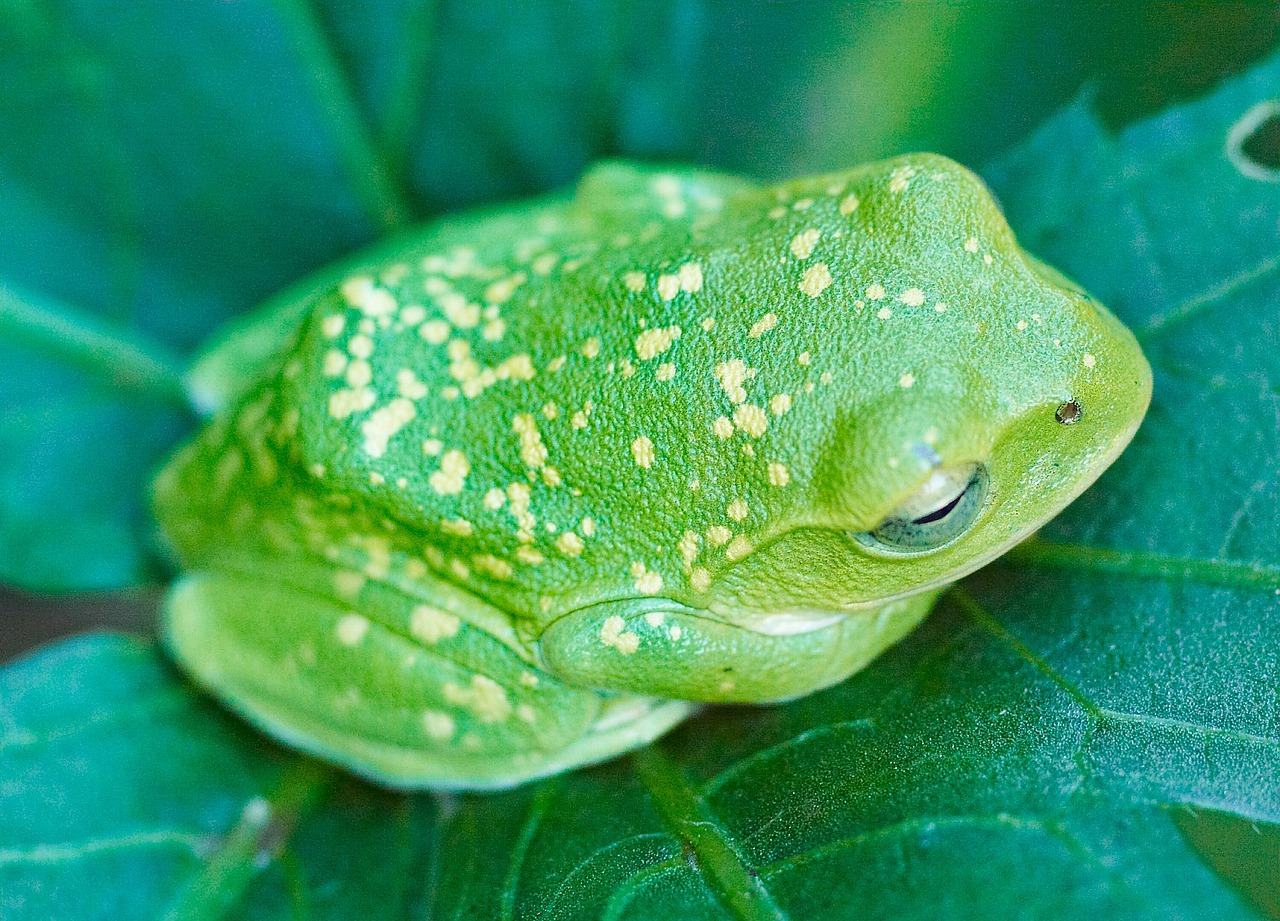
[152,154,1152,790]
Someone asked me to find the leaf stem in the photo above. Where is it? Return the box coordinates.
[0,282,191,407]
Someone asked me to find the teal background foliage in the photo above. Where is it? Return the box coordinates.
[1,2,1279,918]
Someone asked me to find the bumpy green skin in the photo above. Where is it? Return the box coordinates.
[153,156,1152,790]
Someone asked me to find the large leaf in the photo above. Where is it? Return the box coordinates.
[3,0,1272,593]
[4,55,1280,918]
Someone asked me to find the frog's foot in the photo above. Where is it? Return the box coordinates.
[540,592,937,703]
[163,569,694,790]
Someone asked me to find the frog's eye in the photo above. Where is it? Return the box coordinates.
[854,464,988,554]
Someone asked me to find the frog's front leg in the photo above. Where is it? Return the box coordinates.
[163,562,694,790]
[539,592,938,704]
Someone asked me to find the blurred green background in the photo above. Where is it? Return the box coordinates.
[1,0,1276,660]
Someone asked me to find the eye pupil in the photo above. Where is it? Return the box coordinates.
[912,490,966,525]
[1055,400,1083,424]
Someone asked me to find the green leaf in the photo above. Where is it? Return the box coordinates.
[4,54,1279,918]
[7,0,1270,592]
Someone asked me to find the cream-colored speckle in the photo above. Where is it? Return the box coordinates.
[422,711,455,740]
[1083,353,1097,369]
[839,194,859,215]
[690,568,711,591]
[322,314,346,338]
[630,561,664,595]
[877,306,893,320]
[334,571,365,599]
[866,283,887,300]
[632,435,656,468]
[767,462,790,486]
[983,253,994,265]
[600,615,640,655]
[420,319,450,344]
[669,625,684,640]
[792,197,814,211]
[888,165,916,193]
[733,404,768,438]
[701,317,716,332]
[516,704,537,724]
[482,318,506,341]
[580,516,597,537]
[899,288,926,307]
[440,518,473,537]
[899,373,916,388]
[429,449,469,495]
[515,546,544,565]
[581,337,601,359]
[1016,319,1028,331]
[512,414,548,469]
[345,360,372,388]
[397,369,428,400]
[624,271,647,292]
[335,614,369,647]
[820,371,833,385]
[727,498,749,522]
[347,334,374,359]
[541,402,559,421]
[790,228,820,260]
[472,554,513,580]
[644,611,666,628]
[657,274,680,300]
[444,675,511,722]
[797,351,811,366]
[768,205,787,219]
[748,313,778,338]
[362,398,416,458]
[934,302,948,313]
[323,350,348,377]
[341,276,397,316]
[964,236,980,253]
[713,416,735,439]
[520,672,540,687]
[635,325,682,360]
[400,304,426,325]
[411,606,460,644]
[714,359,751,403]
[679,263,703,293]
[481,488,506,511]
[725,535,753,561]
[799,262,832,298]
[677,531,700,567]
[656,362,676,382]
[707,525,732,546]
[556,532,584,557]
[770,393,792,415]
[546,355,567,373]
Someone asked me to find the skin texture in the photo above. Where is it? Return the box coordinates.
[153,155,1152,790]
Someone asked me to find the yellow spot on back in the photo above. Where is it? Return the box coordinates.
[707,525,732,546]
[656,362,676,382]
[556,532,584,557]
[429,450,469,495]
[690,568,711,591]
[748,313,778,338]
[581,337,601,359]
[790,228,820,260]
[630,562,664,595]
[624,271,647,292]
[713,416,734,439]
[770,393,792,415]
[335,614,369,647]
[799,263,832,298]
[899,373,916,388]
[726,498,749,521]
[631,435,656,468]
[422,711,455,740]
[322,314,346,338]
[767,462,790,486]
[420,320,450,344]
[899,288,925,307]
[1083,353,1097,369]
[512,414,549,469]
[635,325,682,360]
[678,263,703,293]
[361,398,416,458]
[714,359,751,403]
[839,194,860,215]
[411,606,461,644]
[725,535,753,561]
[732,404,767,438]
[444,675,511,722]
[657,274,680,300]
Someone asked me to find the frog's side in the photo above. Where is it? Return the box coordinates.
[153,155,1151,790]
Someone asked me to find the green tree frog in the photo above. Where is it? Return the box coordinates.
[153,155,1151,790]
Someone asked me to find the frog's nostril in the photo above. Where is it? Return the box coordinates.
[853,464,988,554]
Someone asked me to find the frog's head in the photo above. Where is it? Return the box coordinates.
[710,154,1152,617]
